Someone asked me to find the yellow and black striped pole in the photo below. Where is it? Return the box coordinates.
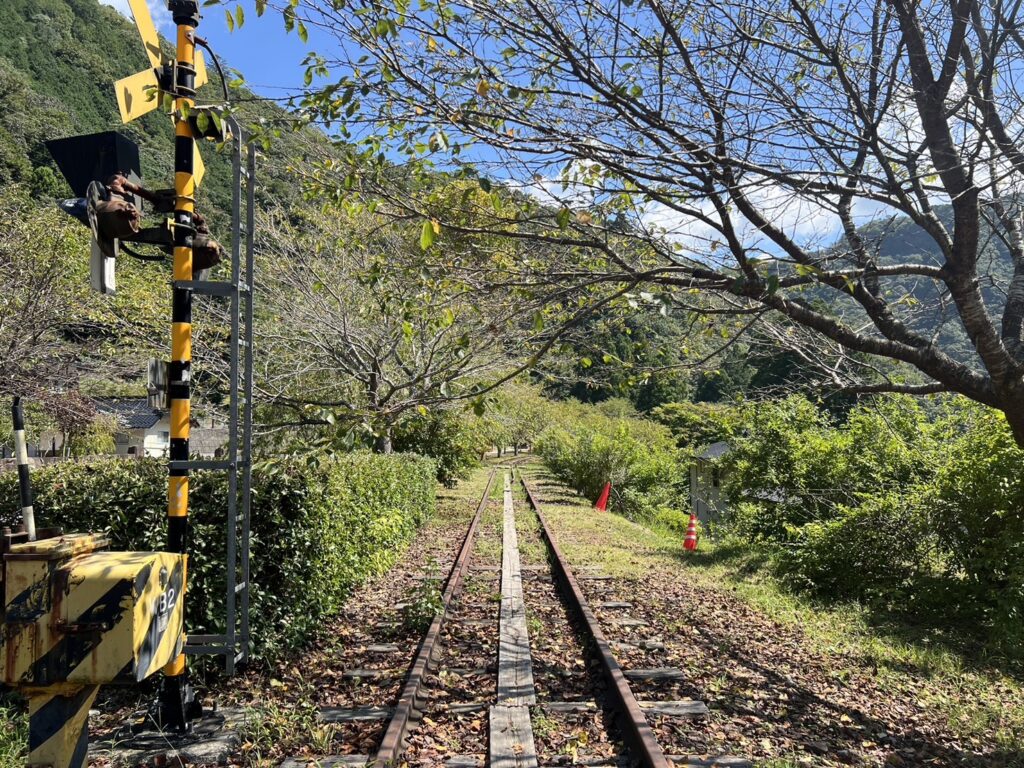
[160,0,200,731]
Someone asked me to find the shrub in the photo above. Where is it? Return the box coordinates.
[721,395,1024,643]
[651,507,690,536]
[536,400,685,521]
[0,451,437,660]
[930,404,1024,639]
[392,409,482,487]
[722,395,938,542]
[722,395,849,535]
[773,491,940,605]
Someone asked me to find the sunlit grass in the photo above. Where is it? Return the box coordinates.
[0,696,27,768]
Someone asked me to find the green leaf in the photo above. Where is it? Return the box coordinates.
[255,0,267,15]
[419,219,436,250]
[298,20,309,43]
[555,207,571,229]
[225,8,234,31]
[532,311,545,332]
[235,4,245,27]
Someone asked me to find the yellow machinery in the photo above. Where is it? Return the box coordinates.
[1,529,186,768]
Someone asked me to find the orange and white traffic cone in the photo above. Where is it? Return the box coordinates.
[594,482,611,511]
[683,514,699,551]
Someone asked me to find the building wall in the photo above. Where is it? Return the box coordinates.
[142,417,171,457]
[114,417,171,457]
[690,460,728,523]
[35,431,65,457]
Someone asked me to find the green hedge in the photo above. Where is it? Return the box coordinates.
[0,451,437,660]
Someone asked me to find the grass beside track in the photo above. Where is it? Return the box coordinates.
[520,463,1024,765]
[0,698,27,767]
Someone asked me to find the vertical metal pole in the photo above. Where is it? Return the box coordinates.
[161,0,200,731]
[224,121,242,674]
[240,142,255,663]
[11,397,36,541]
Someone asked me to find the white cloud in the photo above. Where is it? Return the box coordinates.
[631,180,848,265]
[512,156,914,265]
[99,0,174,34]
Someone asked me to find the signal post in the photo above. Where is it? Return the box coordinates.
[163,0,201,730]
[3,0,255,762]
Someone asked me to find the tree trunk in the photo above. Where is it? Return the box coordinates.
[1001,395,1024,447]
[374,431,393,454]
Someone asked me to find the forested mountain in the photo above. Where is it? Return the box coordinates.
[837,206,1013,367]
[0,0,311,219]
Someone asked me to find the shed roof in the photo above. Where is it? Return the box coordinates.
[696,440,731,460]
[95,398,163,430]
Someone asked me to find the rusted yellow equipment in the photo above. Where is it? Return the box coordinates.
[1,529,186,768]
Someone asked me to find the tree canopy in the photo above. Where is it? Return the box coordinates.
[266,0,1024,442]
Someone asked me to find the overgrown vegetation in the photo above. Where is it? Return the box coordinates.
[0,451,436,660]
[0,698,27,767]
[531,388,1024,663]
[400,559,444,633]
[718,395,1024,658]
[535,398,689,528]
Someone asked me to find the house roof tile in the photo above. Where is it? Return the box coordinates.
[94,398,163,430]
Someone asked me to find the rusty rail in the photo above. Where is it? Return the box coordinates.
[519,473,671,768]
[373,467,498,768]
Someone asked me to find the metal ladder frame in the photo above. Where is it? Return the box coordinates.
[176,118,254,673]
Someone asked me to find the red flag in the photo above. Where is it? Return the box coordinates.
[594,482,611,511]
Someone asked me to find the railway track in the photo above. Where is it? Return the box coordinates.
[281,464,751,768]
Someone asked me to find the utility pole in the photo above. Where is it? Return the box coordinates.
[161,0,201,731]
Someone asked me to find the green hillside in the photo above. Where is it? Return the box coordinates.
[0,0,309,221]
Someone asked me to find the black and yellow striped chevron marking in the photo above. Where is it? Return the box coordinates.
[25,684,99,768]
[2,534,185,686]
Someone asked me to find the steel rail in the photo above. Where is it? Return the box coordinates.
[373,467,499,768]
[519,473,671,768]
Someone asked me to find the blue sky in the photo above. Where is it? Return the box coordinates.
[100,0,314,98]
